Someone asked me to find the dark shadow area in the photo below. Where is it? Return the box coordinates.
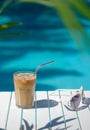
[0,129,4,130]
[63,104,88,111]
[22,119,34,130]
[78,105,88,111]
[38,116,76,130]
[82,97,90,105]
[33,99,58,108]
[22,116,76,130]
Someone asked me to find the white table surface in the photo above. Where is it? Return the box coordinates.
[0,90,90,130]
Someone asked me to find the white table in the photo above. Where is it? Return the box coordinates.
[0,90,90,130]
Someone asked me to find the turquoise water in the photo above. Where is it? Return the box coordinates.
[0,3,90,91]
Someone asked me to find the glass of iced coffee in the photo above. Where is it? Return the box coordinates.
[13,71,36,109]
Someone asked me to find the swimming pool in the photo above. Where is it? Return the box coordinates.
[0,2,90,91]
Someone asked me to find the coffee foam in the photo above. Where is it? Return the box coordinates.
[15,73,35,80]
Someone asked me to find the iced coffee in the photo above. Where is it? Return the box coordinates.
[13,71,36,109]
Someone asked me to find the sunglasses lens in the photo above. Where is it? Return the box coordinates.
[70,94,81,110]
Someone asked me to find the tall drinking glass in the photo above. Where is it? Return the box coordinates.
[13,71,36,109]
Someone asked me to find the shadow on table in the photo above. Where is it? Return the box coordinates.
[33,99,58,108]
[38,116,77,130]
[33,97,90,109]
[21,119,34,130]
[64,104,88,111]
[78,105,89,111]
[22,116,76,130]
[83,97,90,104]
[78,97,90,110]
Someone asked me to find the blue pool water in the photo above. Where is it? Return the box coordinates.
[0,2,90,91]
